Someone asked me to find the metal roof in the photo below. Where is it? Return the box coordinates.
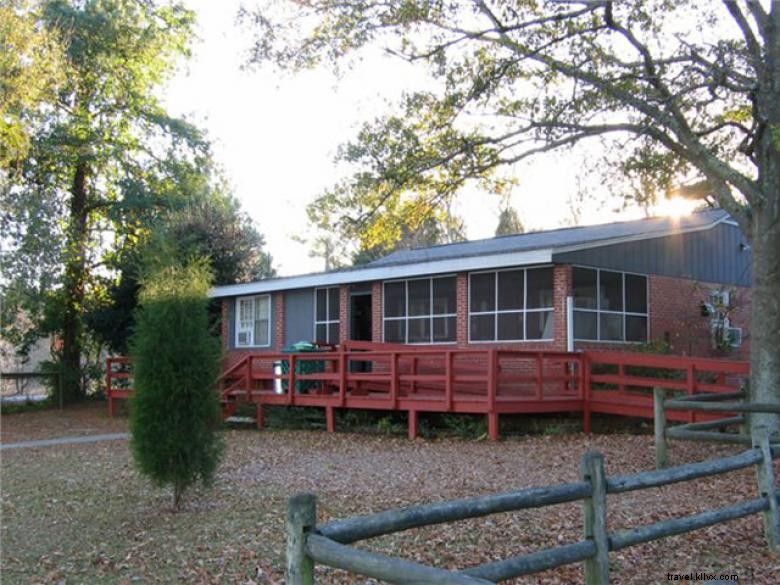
[209,209,731,298]
[367,209,730,268]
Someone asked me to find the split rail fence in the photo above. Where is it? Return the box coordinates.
[654,385,780,469]
[288,428,780,584]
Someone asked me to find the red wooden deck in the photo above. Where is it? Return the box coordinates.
[106,341,749,440]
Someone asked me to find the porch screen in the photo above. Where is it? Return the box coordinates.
[383,276,457,343]
[315,287,340,344]
[573,267,648,342]
[468,267,554,342]
[236,294,271,347]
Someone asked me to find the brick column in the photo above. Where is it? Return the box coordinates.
[553,264,572,351]
[339,284,349,343]
[221,298,230,352]
[456,273,469,347]
[372,281,382,342]
[274,293,284,351]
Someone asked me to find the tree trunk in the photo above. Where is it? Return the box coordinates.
[749,194,780,436]
[173,483,184,512]
[61,159,89,403]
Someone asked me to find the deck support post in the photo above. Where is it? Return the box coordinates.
[325,406,336,433]
[408,410,418,440]
[256,404,265,429]
[753,426,780,553]
[287,492,316,585]
[654,386,668,469]
[582,354,591,434]
[487,412,499,442]
[582,451,610,585]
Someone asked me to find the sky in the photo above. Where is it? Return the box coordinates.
[164,0,696,277]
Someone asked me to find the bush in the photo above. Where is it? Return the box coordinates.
[130,259,223,510]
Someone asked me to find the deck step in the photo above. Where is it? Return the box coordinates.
[224,416,256,425]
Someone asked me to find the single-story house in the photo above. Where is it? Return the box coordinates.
[210,209,752,368]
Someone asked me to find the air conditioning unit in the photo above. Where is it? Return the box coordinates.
[237,331,251,346]
[726,326,743,348]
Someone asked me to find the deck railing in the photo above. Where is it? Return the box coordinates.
[287,428,780,584]
[107,345,751,439]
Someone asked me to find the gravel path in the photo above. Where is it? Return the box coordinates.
[0,432,129,450]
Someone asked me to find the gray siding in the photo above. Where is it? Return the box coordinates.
[284,288,315,345]
[227,293,277,350]
[552,223,751,286]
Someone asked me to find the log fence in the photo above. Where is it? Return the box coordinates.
[288,429,780,584]
[653,385,780,468]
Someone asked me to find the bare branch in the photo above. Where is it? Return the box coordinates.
[722,0,765,75]
[745,0,770,41]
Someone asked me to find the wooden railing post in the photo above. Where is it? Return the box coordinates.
[445,351,453,411]
[244,356,252,403]
[753,426,780,553]
[582,451,609,585]
[582,353,592,434]
[287,492,317,585]
[106,359,114,417]
[288,355,297,405]
[654,386,668,469]
[338,351,347,407]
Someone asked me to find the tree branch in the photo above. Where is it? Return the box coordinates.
[722,0,765,76]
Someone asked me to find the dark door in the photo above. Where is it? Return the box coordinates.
[349,292,372,341]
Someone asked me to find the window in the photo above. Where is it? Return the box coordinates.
[573,267,648,342]
[383,277,457,343]
[315,287,340,344]
[236,295,271,347]
[468,267,554,342]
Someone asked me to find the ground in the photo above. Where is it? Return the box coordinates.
[2,404,779,584]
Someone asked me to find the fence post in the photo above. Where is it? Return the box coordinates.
[753,426,780,553]
[287,492,317,585]
[654,386,668,469]
[582,451,610,584]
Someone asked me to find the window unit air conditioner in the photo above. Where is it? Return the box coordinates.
[726,326,742,348]
[237,331,251,346]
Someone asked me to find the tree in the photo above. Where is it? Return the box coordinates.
[353,208,466,265]
[130,257,223,511]
[88,183,276,354]
[1,0,205,401]
[0,0,63,167]
[495,195,525,236]
[247,1,780,433]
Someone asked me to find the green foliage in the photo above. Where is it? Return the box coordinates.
[376,414,405,435]
[1,1,264,401]
[0,0,64,168]
[247,1,766,240]
[87,182,275,354]
[495,201,525,236]
[130,258,223,510]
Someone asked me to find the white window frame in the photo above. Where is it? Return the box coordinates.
[314,287,340,344]
[468,266,555,343]
[382,276,457,344]
[235,294,272,348]
[572,266,649,343]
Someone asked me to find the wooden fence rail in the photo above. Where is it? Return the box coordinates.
[287,429,780,584]
[653,386,780,468]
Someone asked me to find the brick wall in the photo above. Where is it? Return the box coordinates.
[371,281,383,342]
[274,293,284,351]
[339,284,349,343]
[221,299,230,352]
[219,266,752,367]
[648,275,751,359]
